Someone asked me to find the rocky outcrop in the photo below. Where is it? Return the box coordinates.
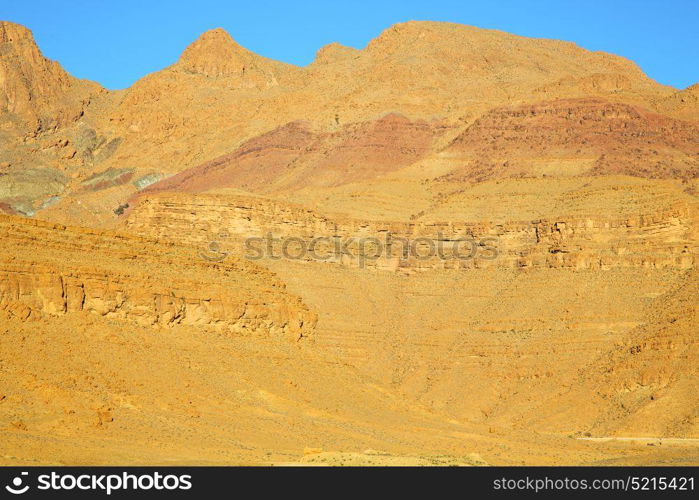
[657,83,699,124]
[0,21,101,133]
[311,42,360,66]
[0,215,315,340]
[174,28,288,87]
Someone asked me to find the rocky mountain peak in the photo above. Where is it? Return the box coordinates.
[0,21,35,43]
[312,42,359,66]
[176,27,258,78]
[0,21,99,131]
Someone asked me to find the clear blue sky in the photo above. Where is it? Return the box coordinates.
[2,0,697,90]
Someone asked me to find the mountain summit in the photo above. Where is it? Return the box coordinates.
[173,27,291,88]
[0,21,100,131]
[177,28,253,77]
[0,20,34,43]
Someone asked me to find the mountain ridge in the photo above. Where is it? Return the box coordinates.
[1,19,697,222]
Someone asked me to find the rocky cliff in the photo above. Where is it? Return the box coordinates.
[0,215,315,340]
[0,21,102,133]
[124,192,696,272]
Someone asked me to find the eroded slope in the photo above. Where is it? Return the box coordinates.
[0,215,314,339]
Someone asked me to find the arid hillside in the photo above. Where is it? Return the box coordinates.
[0,19,697,465]
[2,19,697,222]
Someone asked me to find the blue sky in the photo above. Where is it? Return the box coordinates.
[2,0,697,90]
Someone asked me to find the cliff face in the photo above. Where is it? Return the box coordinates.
[117,184,697,444]
[0,21,101,133]
[0,215,315,340]
[124,192,696,272]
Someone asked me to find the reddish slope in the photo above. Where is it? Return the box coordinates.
[137,114,447,196]
[444,98,699,182]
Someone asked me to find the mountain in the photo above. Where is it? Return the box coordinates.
[1,20,697,222]
[0,21,102,133]
[175,27,292,83]
[1,20,696,220]
[444,98,699,182]
[0,20,697,465]
[0,21,107,216]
